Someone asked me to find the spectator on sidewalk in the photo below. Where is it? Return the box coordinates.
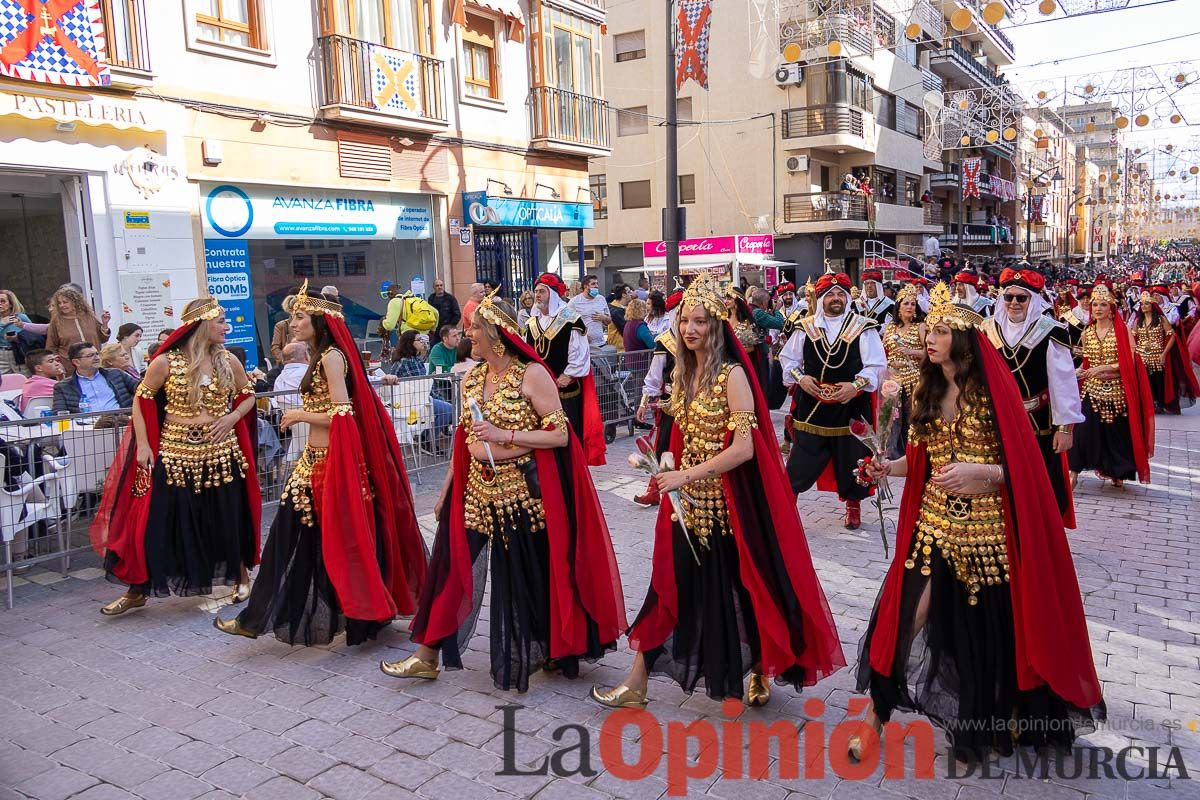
[517,291,536,328]
[115,323,146,374]
[271,341,311,408]
[569,274,613,351]
[45,286,110,375]
[18,349,64,413]
[270,296,296,363]
[100,342,140,381]
[1,289,48,375]
[427,325,460,375]
[52,342,137,413]
[623,298,655,352]
[461,282,486,329]
[428,279,461,329]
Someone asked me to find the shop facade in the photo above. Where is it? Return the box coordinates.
[625,234,793,290]
[0,86,196,337]
[199,181,440,366]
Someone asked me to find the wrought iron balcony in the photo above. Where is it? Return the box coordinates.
[529,86,611,154]
[784,191,868,224]
[318,34,446,126]
[781,105,865,139]
[929,40,1003,89]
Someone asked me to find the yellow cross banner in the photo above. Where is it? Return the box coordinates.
[370,45,419,115]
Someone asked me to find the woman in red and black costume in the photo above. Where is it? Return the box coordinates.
[91,297,260,615]
[214,282,427,645]
[383,292,625,691]
[1069,284,1155,488]
[854,283,1104,764]
[1134,287,1198,415]
[724,284,771,391]
[592,273,844,709]
[633,288,684,508]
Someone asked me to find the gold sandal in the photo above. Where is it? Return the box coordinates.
[213,616,258,639]
[747,671,771,707]
[590,684,648,709]
[100,594,146,616]
[380,655,439,680]
[230,583,251,604]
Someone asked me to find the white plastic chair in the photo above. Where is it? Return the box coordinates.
[0,452,53,609]
[22,396,52,418]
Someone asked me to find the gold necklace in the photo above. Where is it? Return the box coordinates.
[487,358,514,384]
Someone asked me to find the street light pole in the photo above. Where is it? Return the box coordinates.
[663,0,680,287]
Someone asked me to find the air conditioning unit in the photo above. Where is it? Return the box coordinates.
[785,155,809,174]
[774,62,803,88]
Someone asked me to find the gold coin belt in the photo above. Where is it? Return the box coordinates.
[1134,322,1166,373]
[883,322,923,394]
[158,421,248,492]
[464,455,545,546]
[280,445,329,527]
[1079,326,1127,424]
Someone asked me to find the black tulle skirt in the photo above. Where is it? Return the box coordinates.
[234,498,387,647]
[856,550,1104,761]
[887,389,913,461]
[1147,369,1167,410]
[1068,397,1137,481]
[110,461,256,597]
[635,522,809,701]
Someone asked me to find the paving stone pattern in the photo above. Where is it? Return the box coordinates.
[1,410,1198,799]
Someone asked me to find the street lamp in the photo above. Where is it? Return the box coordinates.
[1024,167,1064,261]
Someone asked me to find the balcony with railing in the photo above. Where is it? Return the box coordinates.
[923,201,944,226]
[529,86,611,156]
[941,223,1002,246]
[921,68,943,94]
[783,191,868,226]
[911,0,946,41]
[929,40,1003,89]
[317,34,447,130]
[780,105,871,153]
[100,0,151,83]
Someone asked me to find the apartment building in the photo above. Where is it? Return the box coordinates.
[586,0,947,286]
[1057,100,1128,260]
[922,0,1024,261]
[0,0,608,366]
[1013,108,1076,264]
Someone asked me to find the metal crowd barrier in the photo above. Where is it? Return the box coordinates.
[0,356,651,609]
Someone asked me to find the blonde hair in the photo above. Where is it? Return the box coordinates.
[49,286,94,318]
[99,342,126,369]
[179,298,234,408]
[519,290,535,308]
[0,290,24,315]
[626,298,648,321]
[670,303,728,406]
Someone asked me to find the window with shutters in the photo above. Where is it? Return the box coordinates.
[618,106,648,136]
[195,0,266,49]
[462,12,500,98]
[337,133,393,180]
[621,180,652,209]
[319,0,433,54]
[614,30,646,62]
[590,174,608,220]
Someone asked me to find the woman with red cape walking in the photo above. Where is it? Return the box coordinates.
[382,291,625,691]
[91,297,260,615]
[855,283,1104,763]
[214,282,427,645]
[591,273,843,708]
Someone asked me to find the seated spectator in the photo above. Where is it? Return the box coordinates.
[271,341,311,408]
[384,330,428,378]
[623,298,655,352]
[450,336,477,377]
[115,323,145,374]
[100,342,140,381]
[18,349,64,413]
[52,342,138,414]
[427,325,460,375]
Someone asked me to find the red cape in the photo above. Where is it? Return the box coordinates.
[1163,321,1200,407]
[869,331,1102,711]
[579,372,607,466]
[629,323,845,683]
[90,325,262,586]
[320,317,427,620]
[412,331,626,655]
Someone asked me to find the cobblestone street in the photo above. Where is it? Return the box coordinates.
[1,410,1198,800]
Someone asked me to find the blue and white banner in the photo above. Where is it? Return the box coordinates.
[202,182,432,241]
[204,239,259,369]
[462,191,593,229]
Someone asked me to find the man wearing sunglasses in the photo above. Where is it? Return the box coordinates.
[979,267,1083,527]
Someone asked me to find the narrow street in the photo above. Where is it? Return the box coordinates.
[2,409,1197,800]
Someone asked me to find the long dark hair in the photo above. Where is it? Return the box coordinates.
[910,327,988,438]
[1134,304,1162,328]
[394,330,420,360]
[297,290,337,394]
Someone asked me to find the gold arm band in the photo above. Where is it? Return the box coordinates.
[329,402,354,417]
[727,411,758,440]
[134,383,156,399]
[237,381,255,396]
[540,408,569,431]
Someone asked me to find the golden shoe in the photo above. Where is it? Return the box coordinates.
[213,616,258,639]
[100,594,146,616]
[231,583,251,604]
[380,655,439,680]
[590,684,648,709]
[747,671,771,707]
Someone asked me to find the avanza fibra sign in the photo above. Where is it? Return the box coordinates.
[462,191,594,229]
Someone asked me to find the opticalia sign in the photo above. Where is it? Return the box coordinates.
[642,235,774,263]
[202,182,432,240]
[462,191,594,229]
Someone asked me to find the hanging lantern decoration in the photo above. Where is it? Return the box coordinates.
[985,130,999,143]
[982,2,1006,24]
[950,7,973,31]
[828,40,843,57]
[958,97,971,110]
[961,135,972,146]
[1171,114,1183,124]
[1190,166,1199,175]
[1034,128,1045,138]
[1166,144,1175,151]
[1003,127,1017,141]
[1038,0,1057,14]
[1135,113,1150,127]
[1098,173,1108,183]
[783,42,803,62]
[905,22,921,39]
[1115,116,1130,129]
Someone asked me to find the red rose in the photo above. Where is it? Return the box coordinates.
[849,419,869,437]
[635,436,655,455]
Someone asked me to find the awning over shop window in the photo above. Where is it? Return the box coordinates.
[0,88,164,131]
[451,0,525,42]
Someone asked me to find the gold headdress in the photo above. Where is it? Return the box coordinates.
[895,284,919,305]
[1139,290,1153,304]
[476,286,519,334]
[682,272,730,321]
[1090,284,1114,305]
[180,297,223,325]
[292,278,344,319]
[925,282,983,330]
[724,282,746,302]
